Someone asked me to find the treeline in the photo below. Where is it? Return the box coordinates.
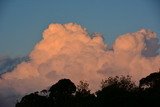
[16,71,160,107]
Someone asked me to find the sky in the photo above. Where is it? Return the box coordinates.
[0,1,160,106]
[0,0,160,57]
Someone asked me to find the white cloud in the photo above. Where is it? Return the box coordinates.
[0,23,159,107]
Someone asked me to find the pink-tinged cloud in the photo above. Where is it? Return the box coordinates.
[0,23,159,107]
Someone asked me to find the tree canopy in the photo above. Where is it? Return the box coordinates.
[16,71,160,107]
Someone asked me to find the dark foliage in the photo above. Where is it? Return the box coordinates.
[16,71,160,107]
[96,75,138,107]
[138,71,160,106]
[139,71,160,88]
[16,92,48,107]
[49,79,76,97]
[48,79,76,107]
[75,81,95,107]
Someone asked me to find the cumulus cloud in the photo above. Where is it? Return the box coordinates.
[0,23,160,107]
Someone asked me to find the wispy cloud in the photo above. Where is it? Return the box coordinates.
[0,56,29,74]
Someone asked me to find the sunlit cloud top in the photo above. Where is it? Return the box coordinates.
[0,0,160,56]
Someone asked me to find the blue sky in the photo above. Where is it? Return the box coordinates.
[0,0,160,57]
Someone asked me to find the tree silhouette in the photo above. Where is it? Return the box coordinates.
[101,75,136,91]
[75,81,95,107]
[139,71,160,89]
[96,75,137,107]
[138,71,160,106]
[16,92,48,107]
[15,72,160,107]
[76,81,90,94]
[49,79,76,97]
[16,79,76,107]
[48,79,76,107]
